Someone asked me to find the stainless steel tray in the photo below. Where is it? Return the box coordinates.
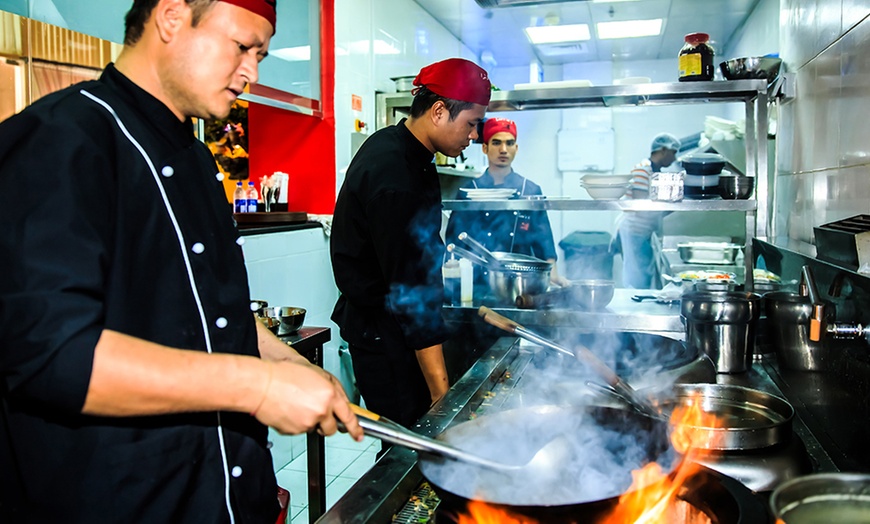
[678,242,742,265]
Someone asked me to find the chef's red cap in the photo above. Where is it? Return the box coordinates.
[220,0,276,33]
[413,58,491,106]
[483,118,517,144]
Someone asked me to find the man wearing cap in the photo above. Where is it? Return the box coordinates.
[616,133,682,289]
[446,117,566,287]
[0,1,361,521]
[331,58,490,429]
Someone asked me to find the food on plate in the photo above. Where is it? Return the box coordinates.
[677,270,736,281]
[753,268,781,282]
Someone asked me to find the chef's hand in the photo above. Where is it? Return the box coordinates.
[251,360,363,441]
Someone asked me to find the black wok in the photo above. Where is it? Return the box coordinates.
[417,404,678,520]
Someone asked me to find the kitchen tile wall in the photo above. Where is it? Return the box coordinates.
[774,2,870,243]
[333,0,476,194]
[243,226,340,461]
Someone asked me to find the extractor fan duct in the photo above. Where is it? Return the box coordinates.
[475,0,588,7]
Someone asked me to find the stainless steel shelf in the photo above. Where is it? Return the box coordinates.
[442,198,758,212]
[488,80,768,110]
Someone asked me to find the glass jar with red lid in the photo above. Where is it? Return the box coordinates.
[678,32,714,81]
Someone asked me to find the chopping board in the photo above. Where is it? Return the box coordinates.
[234,212,308,226]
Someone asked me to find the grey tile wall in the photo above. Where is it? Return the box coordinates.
[775,1,870,241]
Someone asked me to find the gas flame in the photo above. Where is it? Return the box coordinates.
[457,500,536,523]
[599,391,723,524]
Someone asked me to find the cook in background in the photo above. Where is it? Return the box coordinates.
[616,133,682,289]
[446,117,568,288]
[0,1,361,522]
[331,58,490,430]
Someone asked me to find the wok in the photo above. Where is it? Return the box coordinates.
[418,404,678,515]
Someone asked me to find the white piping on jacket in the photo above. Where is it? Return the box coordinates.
[79,89,236,524]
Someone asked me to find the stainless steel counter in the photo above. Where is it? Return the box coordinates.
[319,332,861,523]
[443,288,684,334]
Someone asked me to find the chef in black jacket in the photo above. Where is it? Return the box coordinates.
[446,117,568,288]
[331,58,490,428]
[0,1,361,522]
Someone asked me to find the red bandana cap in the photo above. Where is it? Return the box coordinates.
[219,0,276,33]
[412,58,491,106]
[483,118,517,144]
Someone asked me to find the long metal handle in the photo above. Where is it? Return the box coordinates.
[349,405,514,471]
[800,265,826,342]
[478,307,660,419]
[446,243,489,267]
[458,232,499,267]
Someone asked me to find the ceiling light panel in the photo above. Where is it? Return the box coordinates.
[597,18,663,39]
[524,24,591,45]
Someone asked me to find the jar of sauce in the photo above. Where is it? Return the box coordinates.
[678,32,714,81]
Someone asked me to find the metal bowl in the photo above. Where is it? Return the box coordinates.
[261,306,306,335]
[719,56,783,82]
[567,279,615,310]
[718,175,755,199]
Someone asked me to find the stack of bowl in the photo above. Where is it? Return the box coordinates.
[681,153,726,199]
[580,174,632,200]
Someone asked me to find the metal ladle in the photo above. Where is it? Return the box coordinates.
[477,307,662,420]
[348,405,570,473]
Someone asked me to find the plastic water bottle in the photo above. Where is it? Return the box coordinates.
[233,181,246,213]
[442,255,461,305]
[246,181,258,213]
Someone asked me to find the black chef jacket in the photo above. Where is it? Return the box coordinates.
[331,119,449,352]
[0,64,277,523]
[446,169,557,259]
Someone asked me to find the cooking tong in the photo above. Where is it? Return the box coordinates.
[477,306,662,420]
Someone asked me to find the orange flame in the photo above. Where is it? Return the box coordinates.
[599,391,723,524]
[457,500,537,524]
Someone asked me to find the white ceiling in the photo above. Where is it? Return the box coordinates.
[412,0,762,68]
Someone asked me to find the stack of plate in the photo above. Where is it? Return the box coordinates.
[460,188,516,200]
[580,174,632,200]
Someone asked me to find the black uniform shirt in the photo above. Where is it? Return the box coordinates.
[331,119,449,351]
[446,169,557,260]
[0,64,276,523]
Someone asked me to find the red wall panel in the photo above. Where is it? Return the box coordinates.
[247,0,336,214]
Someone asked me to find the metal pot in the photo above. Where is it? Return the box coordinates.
[488,267,550,305]
[681,291,761,373]
[770,473,870,523]
[656,383,794,451]
[418,404,677,517]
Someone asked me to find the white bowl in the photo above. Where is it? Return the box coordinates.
[581,174,633,186]
[583,184,629,200]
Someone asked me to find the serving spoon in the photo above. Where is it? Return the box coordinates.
[347,404,570,474]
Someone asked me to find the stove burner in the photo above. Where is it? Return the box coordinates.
[432,467,769,524]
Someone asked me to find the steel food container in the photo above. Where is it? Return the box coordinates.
[681,291,761,373]
[677,242,742,264]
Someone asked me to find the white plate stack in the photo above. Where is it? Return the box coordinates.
[459,188,517,200]
[580,174,632,200]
